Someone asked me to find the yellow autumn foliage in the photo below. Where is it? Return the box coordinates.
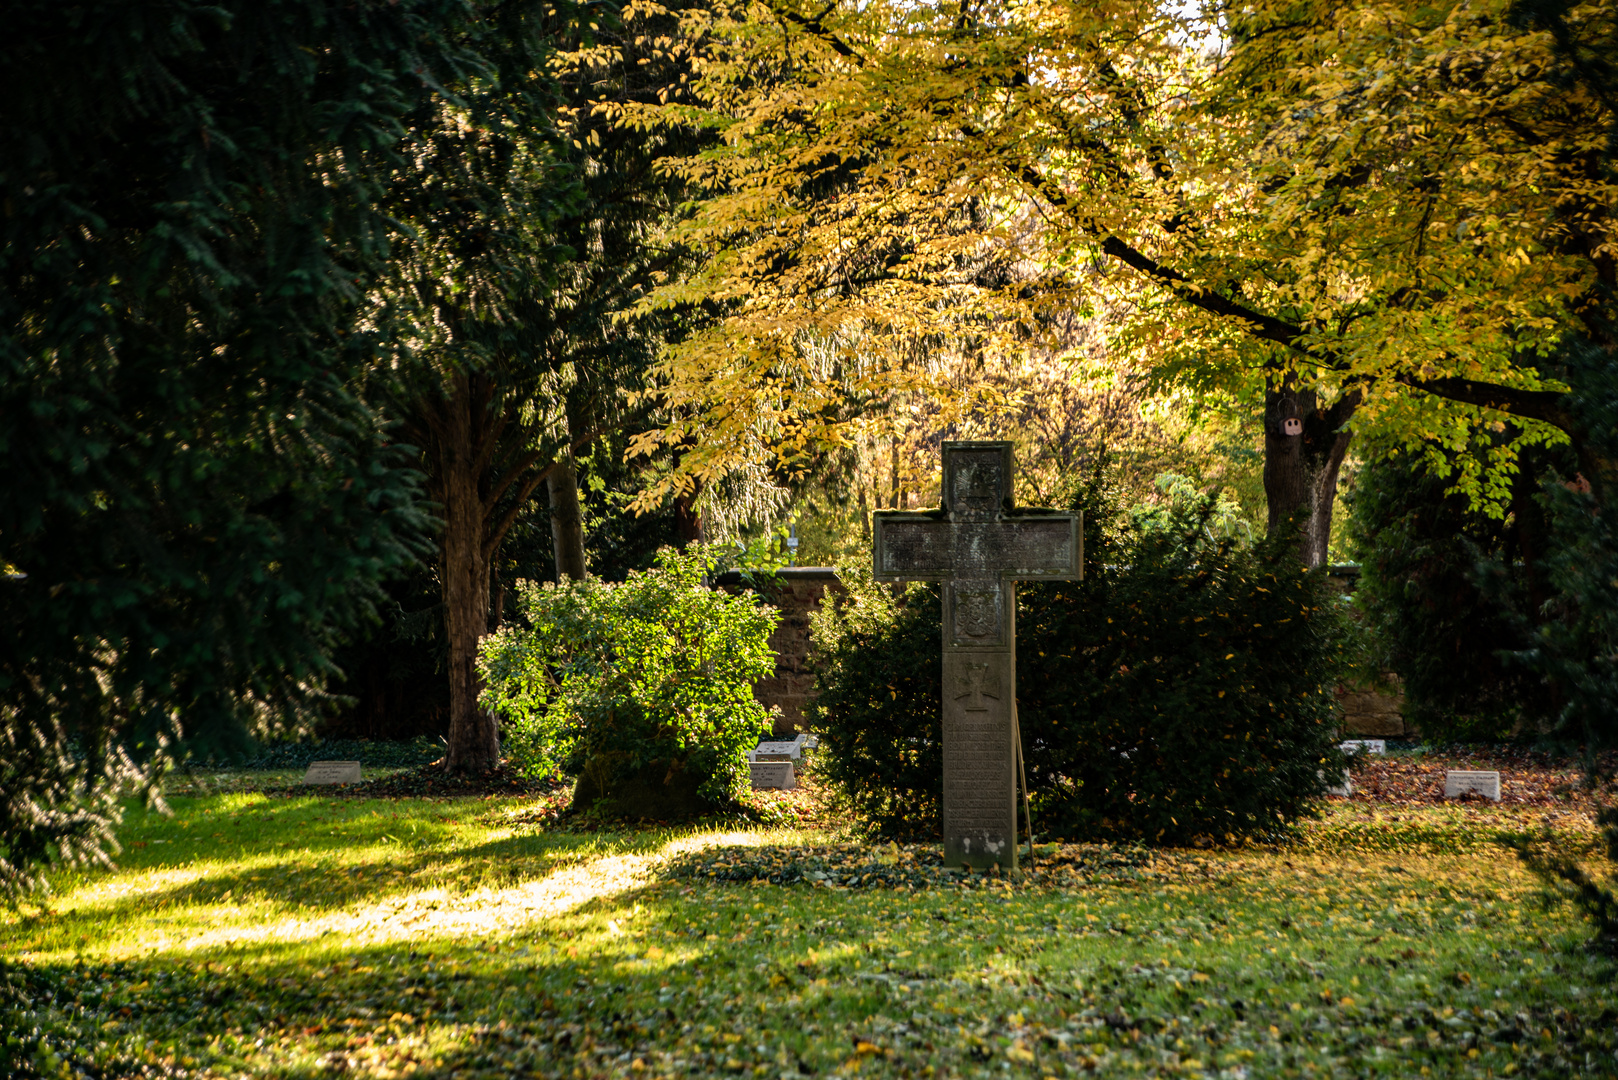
[615,0,1616,507]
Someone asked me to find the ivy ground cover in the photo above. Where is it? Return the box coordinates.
[2,791,1614,1079]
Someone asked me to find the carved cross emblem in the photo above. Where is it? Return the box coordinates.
[954,662,1000,711]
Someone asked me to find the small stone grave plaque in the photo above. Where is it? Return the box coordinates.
[753,736,804,761]
[1321,769,1354,797]
[750,761,796,790]
[1339,739,1386,755]
[1445,770,1501,800]
[303,760,362,785]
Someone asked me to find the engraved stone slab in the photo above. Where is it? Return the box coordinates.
[1445,770,1501,800]
[303,760,362,785]
[875,519,1080,581]
[943,650,1017,865]
[871,441,1080,871]
[752,737,804,761]
[1323,769,1354,797]
[750,761,797,790]
[1340,739,1386,756]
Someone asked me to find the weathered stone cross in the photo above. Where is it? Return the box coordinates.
[873,442,1081,870]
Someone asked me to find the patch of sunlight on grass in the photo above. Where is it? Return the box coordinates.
[14,826,808,964]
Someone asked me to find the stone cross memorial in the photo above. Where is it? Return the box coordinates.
[873,442,1081,870]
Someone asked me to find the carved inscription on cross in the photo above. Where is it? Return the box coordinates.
[873,442,1081,869]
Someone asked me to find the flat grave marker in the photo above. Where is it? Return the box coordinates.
[751,736,805,762]
[1339,739,1386,756]
[1321,768,1354,797]
[874,441,1081,870]
[1445,770,1501,801]
[303,761,362,785]
[750,761,797,790]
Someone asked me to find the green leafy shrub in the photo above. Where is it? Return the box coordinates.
[805,573,945,836]
[809,482,1349,844]
[479,546,778,815]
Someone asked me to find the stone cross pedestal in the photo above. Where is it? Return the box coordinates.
[873,442,1081,869]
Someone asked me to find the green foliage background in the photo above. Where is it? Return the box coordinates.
[1344,441,1565,741]
[1496,338,1618,953]
[809,480,1349,844]
[0,0,508,894]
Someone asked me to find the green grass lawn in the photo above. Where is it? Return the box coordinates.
[3,787,1615,1079]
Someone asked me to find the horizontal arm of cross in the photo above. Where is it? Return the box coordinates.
[873,510,1082,583]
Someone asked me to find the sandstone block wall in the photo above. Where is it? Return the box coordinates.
[1337,681,1408,736]
[717,568,846,736]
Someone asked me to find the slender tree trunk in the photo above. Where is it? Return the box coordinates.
[1263,381,1357,568]
[889,441,901,509]
[674,477,703,546]
[548,451,588,581]
[438,376,501,773]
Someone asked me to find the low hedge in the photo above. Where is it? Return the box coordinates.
[808,493,1350,845]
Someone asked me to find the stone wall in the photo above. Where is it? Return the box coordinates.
[1336,680,1408,737]
[717,568,846,736]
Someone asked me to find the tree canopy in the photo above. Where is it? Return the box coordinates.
[622,0,1617,554]
[374,0,713,771]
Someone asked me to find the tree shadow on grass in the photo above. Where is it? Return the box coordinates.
[13,882,1618,1080]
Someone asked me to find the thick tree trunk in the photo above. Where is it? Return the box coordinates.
[438,377,501,774]
[1263,382,1357,568]
[548,451,588,581]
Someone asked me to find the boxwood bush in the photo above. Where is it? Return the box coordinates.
[479,546,777,815]
[809,488,1350,844]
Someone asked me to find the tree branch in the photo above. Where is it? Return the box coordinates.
[472,399,511,482]
[484,459,563,563]
[481,424,608,561]
[1397,375,1577,432]
[483,445,549,515]
[1010,157,1328,363]
[772,3,866,66]
[1320,386,1364,432]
